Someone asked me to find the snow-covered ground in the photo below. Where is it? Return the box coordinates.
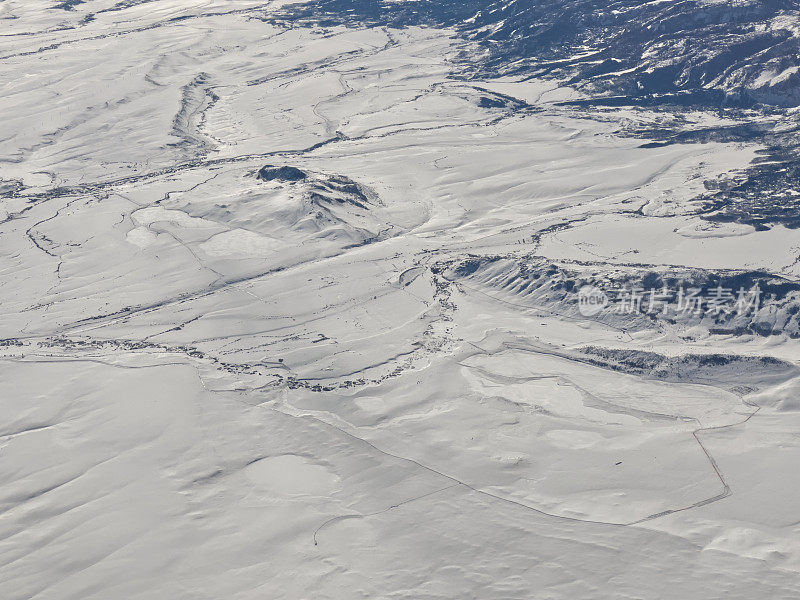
[1,1,800,598]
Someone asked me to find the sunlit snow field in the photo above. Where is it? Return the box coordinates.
[1,1,800,598]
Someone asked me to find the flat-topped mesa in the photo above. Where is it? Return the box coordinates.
[257,165,307,182]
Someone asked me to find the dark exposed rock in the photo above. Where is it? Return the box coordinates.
[577,346,798,386]
[309,174,370,209]
[257,165,308,182]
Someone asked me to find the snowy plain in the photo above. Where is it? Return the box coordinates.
[1,1,800,598]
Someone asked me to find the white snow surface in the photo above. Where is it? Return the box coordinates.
[1,2,800,599]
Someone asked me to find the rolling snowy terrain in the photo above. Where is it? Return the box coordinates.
[1,0,800,598]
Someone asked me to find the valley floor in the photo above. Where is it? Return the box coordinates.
[1,2,799,598]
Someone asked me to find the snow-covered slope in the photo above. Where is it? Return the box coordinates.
[273,0,800,107]
[1,1,800,598]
